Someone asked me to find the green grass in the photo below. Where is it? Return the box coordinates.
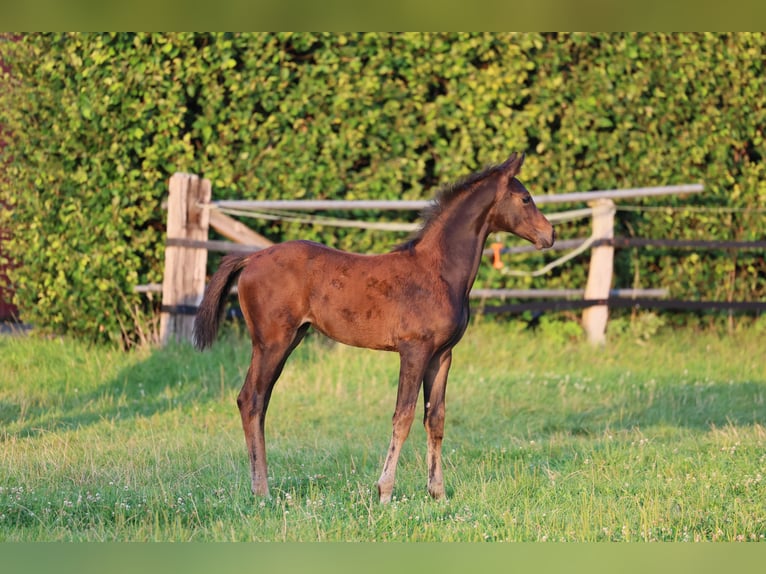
[1,318,764,541]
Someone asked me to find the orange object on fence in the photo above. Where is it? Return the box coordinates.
[491,242,504,269]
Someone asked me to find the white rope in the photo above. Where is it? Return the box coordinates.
[215,206,419,232]
[545,207,594,224]
[500,235,598,278]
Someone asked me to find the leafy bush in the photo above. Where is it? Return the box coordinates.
[1,33,763,344]
[609,312,667,343]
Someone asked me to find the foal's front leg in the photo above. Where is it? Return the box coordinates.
[376,346,430,503]
[423,349,452,500]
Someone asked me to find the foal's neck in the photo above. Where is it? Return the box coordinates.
[418,181,497,299]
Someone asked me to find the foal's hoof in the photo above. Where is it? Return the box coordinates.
[428,485,446,501]
[251,484,271,499]
[377,482,393,504]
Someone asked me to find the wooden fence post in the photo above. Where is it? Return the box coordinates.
[582,199,616,345]
[160,173,211,345]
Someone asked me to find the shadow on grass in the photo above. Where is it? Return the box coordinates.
[3,328,326,440]
[5,327,764,447]
[538,379,766,437]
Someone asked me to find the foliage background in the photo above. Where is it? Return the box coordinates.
[1,33,764,344]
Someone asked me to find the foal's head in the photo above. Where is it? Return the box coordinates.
[488,153,555,249]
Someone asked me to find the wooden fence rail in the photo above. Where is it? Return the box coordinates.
[145,175,710,346]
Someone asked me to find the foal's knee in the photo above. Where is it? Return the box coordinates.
[389,407,417,442]
[236,388,250,412]
[425,405,445,434]
[237,389,259,422]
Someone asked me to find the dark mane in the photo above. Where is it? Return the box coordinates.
[392,162,506,252]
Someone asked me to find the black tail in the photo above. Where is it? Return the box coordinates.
[193,254,250,350]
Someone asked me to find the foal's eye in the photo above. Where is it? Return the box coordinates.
[522,195,532,205]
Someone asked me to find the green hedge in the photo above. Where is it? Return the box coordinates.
[1,33,764,344]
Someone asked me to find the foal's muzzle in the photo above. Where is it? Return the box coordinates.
[535,228,556,250]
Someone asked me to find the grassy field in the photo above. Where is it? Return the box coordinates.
[1,317,764,541]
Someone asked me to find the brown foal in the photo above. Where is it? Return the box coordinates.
[193,152,554,503]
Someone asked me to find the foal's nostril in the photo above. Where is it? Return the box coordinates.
[539,227,555,249]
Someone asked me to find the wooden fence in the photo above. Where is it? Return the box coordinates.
[139,173,739,346]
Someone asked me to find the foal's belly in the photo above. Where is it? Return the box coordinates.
[306,271,460,352]
[306,277,412,351]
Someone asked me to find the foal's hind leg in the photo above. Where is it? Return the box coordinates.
[422,349,452,500]
[377,344,430,503]
[237,326,309,498]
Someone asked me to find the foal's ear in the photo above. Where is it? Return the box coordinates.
[500,152,525,178]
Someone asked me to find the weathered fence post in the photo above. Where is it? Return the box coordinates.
[582,199,616,345]
[160,173,211,345]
